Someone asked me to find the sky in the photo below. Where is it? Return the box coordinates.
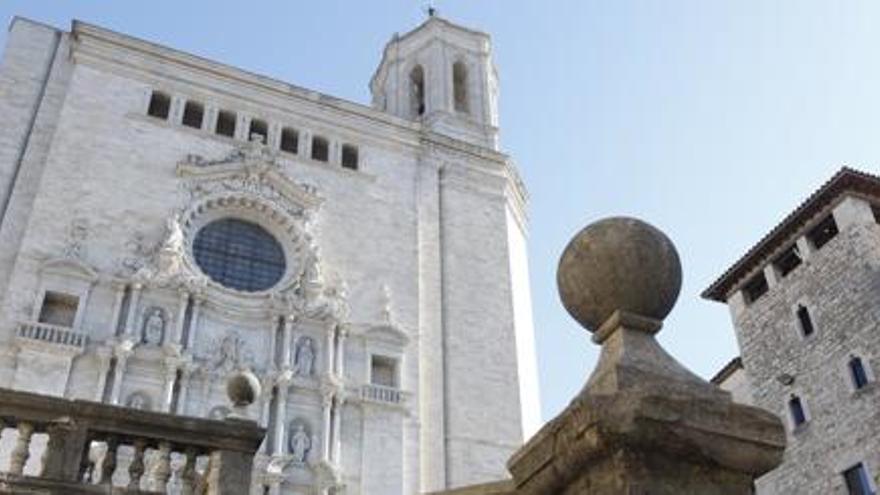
[2,1,879,422]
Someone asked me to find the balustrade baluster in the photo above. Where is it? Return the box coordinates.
[9,421,34,475]
[100,437,118,485]
[128,438,147,490]
[180,447,198,495]
[152,441,172,491]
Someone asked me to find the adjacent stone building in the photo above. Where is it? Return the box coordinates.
[0,14,540,495]
[705,168,880,494]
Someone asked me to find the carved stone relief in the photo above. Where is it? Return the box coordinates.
[62,218,90,261]
[209,332,252,374]
[125,391,152,411]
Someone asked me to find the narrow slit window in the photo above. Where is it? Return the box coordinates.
[849,356,870,390]
[38,291,79,328]
[249,118,268,144]
[280,127,299,154]
[843,463,873,495]
[453,61,469,113]
[182,100,204,129]
[215,110,237,138]
[788,395,807,427]
[341,144,359,170]
[773,245,802,277]
[743,272,769,303]
[796,305,814,337]
[147,91,171,119]
[410,65,426,117]
[311,136,329,162]
[807,215,839,250]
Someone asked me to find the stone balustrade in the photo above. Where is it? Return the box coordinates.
[361,383,405,405]
[0,387,264,494]
[16,321,87,349]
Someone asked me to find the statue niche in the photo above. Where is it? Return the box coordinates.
[292,336,315,377]
[288,421,314,465]
[141,307,167,346]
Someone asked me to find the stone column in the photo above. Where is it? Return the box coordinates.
[187,298,203,350]
[281,316,294,369]
[507,217,785,495]
[334,325,348,378]
[161,359,179,412]
[93,347,113,402]
[331,395,343,465]
[273,373,292,456]
[176,365,193,415]
[321,392,332,463]
[268,317,279,370]
[324,325,336,376]
[124,283,143,338]
[108,282,127,336]
[172,289,190,347]
[110,347,133,405]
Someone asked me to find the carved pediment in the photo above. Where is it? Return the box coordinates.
[40,257,99,283]
[177,138,322,217]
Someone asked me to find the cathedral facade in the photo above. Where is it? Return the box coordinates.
[0,15,540,495]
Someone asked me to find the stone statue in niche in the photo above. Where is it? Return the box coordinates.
[142,307,166,345]
[288,423,312,465]
[125,392,151,411]
[208,406,231,420]
[293,336,315,377]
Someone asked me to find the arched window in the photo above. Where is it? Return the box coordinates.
[788,395,807,427]
[849,356,870,390]
[410,65,426,117]
[453,61,469,113]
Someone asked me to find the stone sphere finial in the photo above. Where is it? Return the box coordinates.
[557,217,682,333]
[226,369,261,408]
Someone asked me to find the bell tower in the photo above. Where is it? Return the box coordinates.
[370,15,500,149]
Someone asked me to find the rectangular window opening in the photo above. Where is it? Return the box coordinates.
[743,272,769,304]
[797,305,814,337]
[37,291,79,328]
[215,110,237,138]
[147,91,171,119]
[789,396,807,427]
[341,144,358,170]
[370,355,398,388]
[311,136,329,162]
[843,463,873,495]
[280,127,299,154]
[807,215,839,250]
[182,101,204,129]
[249,119,268,144]
[850,357,870,390]
[773,245,802,278]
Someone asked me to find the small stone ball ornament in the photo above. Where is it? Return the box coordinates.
[557,217,682,332]
[226,369,262,408]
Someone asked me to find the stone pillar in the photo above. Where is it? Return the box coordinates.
[331,395,343,465]
[110,347,132,405]
[172,290,190,347]
[124,283,142,338]
[281,316,294,369]
[321,392,332,463]
[268,317,279,370]
[324,325,335,376]
[335,326,348,378]
[161,359,179,413]
[507,217,785,495]
[93,346,113,402]
[273,373,292,456]
[187,298,203,350]
[108,282,127,336]
[176,366,193,415]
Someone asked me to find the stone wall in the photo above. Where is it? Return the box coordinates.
[728,195,880,493]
